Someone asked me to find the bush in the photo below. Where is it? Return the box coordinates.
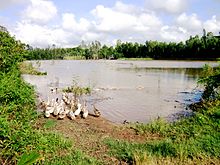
[0,31,26,72]
[198,64,220,100]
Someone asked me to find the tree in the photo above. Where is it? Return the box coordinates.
[0,27,26,72]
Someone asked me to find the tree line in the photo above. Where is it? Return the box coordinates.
[23,30,220,60]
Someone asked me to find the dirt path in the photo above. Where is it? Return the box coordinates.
[37,115,158,164]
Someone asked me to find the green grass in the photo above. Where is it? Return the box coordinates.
[105,101,220,164]
[19,62,47,75]
[43,150,101,165]
[43,119,57,129]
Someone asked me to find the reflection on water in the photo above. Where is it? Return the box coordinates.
[118,67,203,78]
[23,60,218,123]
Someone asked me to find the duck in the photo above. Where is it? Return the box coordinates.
[38,99,49,116]
[67,111,76,120]
[57,100,65,115]
[46,96,51,106]
[64,105,70,115]
[74,99,82,116]
[58,111,66,119]
[38,99,47,110]
[46,106,55,114]
[58,103,67,119]
[62,92,69,104]
[53,98,60,116]
[93,105,101,117]
[82,101,88,119]
[45,110,51,118]
[70,98,77,112]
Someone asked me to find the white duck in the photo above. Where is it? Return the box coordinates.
[46,96,51,106]
[53,98,60,116]
[64,105,70,115]
[93,105,101,117]
[82,101,88,119]
[74,99,82,116]
[45,110,51,118]
[62,92,69,104]
[58,99,68,119]
[57,100,65,114]
[67,111,76,120]
[70,98,77,112]
[58,111,66,119]
[46,106,55,114]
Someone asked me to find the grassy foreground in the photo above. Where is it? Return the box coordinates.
[105,101,220,164]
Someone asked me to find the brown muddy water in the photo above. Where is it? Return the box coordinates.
[22,60,219,123]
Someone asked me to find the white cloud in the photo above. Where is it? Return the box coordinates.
[160,25,188,42]
[9,0,220,48]
[15,22,53,47]
[114,1,139,14]
[14,21,77,48]
[91,5,137,33]
[22,0,57,24]
[203,15,220,34]
[13,1,164,47]
[81,32,105,42]
[147,0,187,14]
[62,13,91,33]
[91,3,162,35]
[176,13,202,32]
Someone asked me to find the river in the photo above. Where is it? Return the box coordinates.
[22,60,218,123]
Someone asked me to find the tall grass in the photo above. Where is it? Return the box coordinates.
[105,101,220,164]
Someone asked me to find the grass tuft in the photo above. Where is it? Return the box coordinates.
[19,62,47,75]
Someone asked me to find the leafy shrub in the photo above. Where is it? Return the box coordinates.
[198,64,220,100]
[0,31,26,72]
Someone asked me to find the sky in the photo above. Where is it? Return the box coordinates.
[0,0,220,48]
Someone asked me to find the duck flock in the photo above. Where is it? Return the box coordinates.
[39,92,101,120]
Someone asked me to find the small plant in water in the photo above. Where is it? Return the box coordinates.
[62,79,92,97]
[19,62,47,75]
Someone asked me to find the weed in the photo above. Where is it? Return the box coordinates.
[19,62,47,75]
[62,79,92,97]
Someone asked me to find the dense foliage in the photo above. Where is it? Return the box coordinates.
[198,64,220,100]
[26,31,220,60]
[0,31,26,72]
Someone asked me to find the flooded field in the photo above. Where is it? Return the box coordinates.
[23,60,218,123]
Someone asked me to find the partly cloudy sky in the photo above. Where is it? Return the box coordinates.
[0,0,220,47]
